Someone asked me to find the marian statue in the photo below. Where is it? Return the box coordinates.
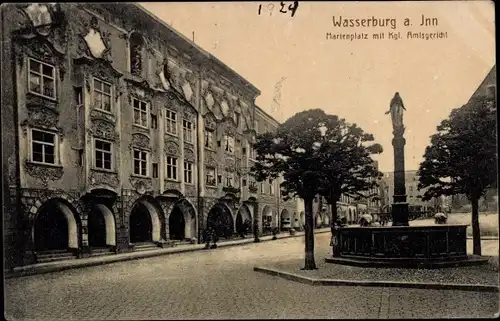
[385,92,406,130]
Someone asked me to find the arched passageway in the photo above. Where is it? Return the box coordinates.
[236,204,252,235]
[33,199,79,251]
[280,209,291,231]
[169,199,197,241]
[207,203,234,239]
[88,203,116,248]
[292,212,299,228]
[261,205,273,234]
[129,199,162,243]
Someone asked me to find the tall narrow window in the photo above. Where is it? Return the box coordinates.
[183,120,193,143]
[165,109,177,135]
[234,112,240,128]
[94,139,112,170]
[129,32,144,76]
[74,87,83,107]
[133,98,148,127]
[152,163,158,178]
[166,156,178,180]
[151,114,158,129]
[28,58,56,99]
[93,78,112,112]
[133,149,148,176]
[269,179,275,195]
[204,130,213,149]
[184,162,193,184]
[31,129,56,164]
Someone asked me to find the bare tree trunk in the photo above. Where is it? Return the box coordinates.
[471,197,481,255]
[303,198,317,270]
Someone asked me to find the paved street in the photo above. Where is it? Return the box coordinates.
[5,233,499,320]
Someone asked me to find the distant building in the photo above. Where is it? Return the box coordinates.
[381,171,449,214]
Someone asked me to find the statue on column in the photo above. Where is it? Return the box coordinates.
[385,92,406,131]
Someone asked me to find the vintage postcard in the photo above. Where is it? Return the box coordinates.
[2,1,497,320]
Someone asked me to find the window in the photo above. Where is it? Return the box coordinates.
[31,129,56,164]
[183,120,193,143]
[129,32,144,76]
[74,87,83,107]
[204,130,213,149]
[217,175,222,184]
[28,58,55,99]
[133,99,148,127]
[224,135,234,153]
[93,78,112,112]
[242,179,247,187]
[235,113,240,127]
[133,149,148,176]
[184,162,193,184]
[151,114,158,129]
[260,182,265,193]
[166,156,178,180]
[94,139,112,170]
[152,163,158,178]
[165,109,177,135]
[206,168,216,186]
[270,179,275,195]
[226,173,234,187]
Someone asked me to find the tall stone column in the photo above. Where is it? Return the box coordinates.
[391,126,409,226]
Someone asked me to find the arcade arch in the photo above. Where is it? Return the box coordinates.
[169,199,197,241]
[261,205,273,232]
[235,204,252,235]
[207,203,234,239]
[280,209,291,231]
[88,203,116,248]
[33,199,80,251]
[129,198,163,244]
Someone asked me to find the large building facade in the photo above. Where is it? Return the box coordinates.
[1,3,296,269]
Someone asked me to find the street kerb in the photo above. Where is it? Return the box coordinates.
[253,266,500,293]
[6,229,330,279]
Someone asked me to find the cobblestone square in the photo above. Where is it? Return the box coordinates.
[5,234,499,320]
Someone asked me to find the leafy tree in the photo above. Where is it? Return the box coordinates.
[313,115,383,255]
[418,95,496,255]
[250,109,383,268]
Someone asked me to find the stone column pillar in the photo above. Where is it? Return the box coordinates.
[391,128,409,226]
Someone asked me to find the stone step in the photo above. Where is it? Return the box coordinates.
[90,251,115,258]
[37,254,76,264]
[133,243,159,252]
[90,247,114,253]
[35,249,68,255]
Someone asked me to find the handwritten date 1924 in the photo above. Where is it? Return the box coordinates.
[258,1,299,17]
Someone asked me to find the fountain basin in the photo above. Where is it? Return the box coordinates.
[327,224,489,268]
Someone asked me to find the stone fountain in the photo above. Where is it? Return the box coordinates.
[326,92,487,268]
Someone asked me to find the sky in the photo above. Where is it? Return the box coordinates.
[139,1,495,172]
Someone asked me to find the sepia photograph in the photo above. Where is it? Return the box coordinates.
[1,1,497,319]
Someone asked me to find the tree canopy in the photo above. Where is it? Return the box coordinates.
[417,95,497,201]
[251,109,384,203]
